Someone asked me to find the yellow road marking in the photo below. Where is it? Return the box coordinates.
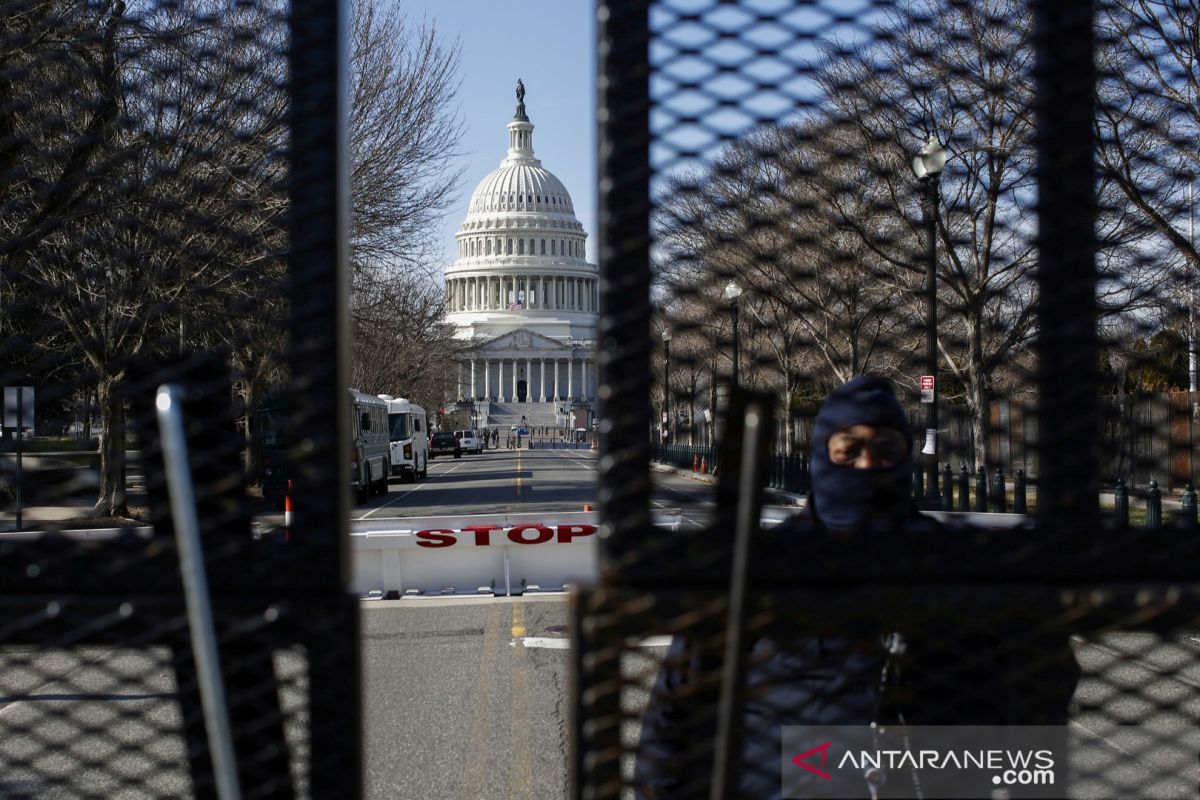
[461,604,501,799]
[509,603,533,797]
[511,600,526,638]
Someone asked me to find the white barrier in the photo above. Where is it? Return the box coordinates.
[352,510,681,597]
[351,508,1027,598]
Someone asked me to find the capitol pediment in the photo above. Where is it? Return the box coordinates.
[477,329,568,352]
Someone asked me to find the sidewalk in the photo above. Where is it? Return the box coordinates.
[651,460,806,507]
[0,490,149,534]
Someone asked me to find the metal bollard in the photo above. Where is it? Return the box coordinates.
[1014,469,1026,514]
[958,464,970,513]
[1146,479,1162,529]
[942,463,953,510]
[991,467,1007,513]
[1181,483,1198,529]
[975,466,988,513]
[1113,478,1129,529]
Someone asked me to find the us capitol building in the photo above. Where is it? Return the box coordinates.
[443,81,597,433]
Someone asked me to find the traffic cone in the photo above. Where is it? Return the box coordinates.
[700,455,707,474]
[692,453,699,473]
[284,479,294,542]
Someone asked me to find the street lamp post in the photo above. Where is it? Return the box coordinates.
[723,281,743,388]
[912,134,948,507]
[661,329,672,444]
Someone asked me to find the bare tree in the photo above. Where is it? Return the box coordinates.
[1095,0,1200,389]
[6,0,289,515]
[346,2,465,402]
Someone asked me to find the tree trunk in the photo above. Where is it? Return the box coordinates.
[967,327,990,469]
[95,376,127,516]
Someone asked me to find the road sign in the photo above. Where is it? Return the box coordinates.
[919,375,935,404]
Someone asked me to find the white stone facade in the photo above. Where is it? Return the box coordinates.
[444,87,596,427]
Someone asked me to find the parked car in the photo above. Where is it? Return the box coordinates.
[454,429,484,454]
[429,431,462,459]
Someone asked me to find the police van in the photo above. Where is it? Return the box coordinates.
[379,395,428,482]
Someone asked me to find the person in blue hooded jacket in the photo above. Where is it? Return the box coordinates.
[633,376,1078,799]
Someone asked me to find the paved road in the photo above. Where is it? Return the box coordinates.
[347,446,794,533]
[362,596,576,799]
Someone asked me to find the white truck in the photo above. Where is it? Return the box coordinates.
[379,395,428,483]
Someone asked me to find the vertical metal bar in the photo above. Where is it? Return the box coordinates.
[1032,0,1099,532]
[15,386,22,532]
[288,0,361,794]
[710,395,772,799]
[596,0,652,569]
[156,384,242,800]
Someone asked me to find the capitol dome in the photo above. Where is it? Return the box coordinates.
[443,81,597,431]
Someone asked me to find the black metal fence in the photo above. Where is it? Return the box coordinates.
[583,0,1200,798]
[1,2,358,796]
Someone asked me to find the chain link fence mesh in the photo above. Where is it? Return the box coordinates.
[585,0,1200,798]
[2,1,357,796]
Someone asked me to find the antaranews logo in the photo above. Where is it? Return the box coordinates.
[790,741,832,780]
[781,726,1073,799]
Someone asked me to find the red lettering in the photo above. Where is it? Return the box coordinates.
[461,524,502,546]
[508,525,554,545]
[416,529,456,548]
[557,524,598,543]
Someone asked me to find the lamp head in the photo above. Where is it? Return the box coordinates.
[722,281,743,302]
[912,134,948,180]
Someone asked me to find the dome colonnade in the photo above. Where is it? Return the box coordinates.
[446,274,597,312]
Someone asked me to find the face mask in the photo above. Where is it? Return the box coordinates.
[809,455,912,533]
[808,376,913,533]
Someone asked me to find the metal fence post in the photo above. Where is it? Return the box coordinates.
[1114,478,1129,529]
[959,464,970,512]
[1015,469,1027,514]
[975,466,988,512]
[1181,483,1197,529]
[942,463,953,509]
[1146,479,1162,529]
[991,467,1007,513]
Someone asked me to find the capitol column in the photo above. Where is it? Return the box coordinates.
[526,357,532,401]
[470,358,477,400]
[539,358,546,402]
[567,351,574,400]
[457,361,463,400]
[483,359,491,401]
[510,358,517,402]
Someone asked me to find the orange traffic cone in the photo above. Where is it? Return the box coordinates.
[700,455,707,474]
[692,453,699,473]
[284,479,294,542]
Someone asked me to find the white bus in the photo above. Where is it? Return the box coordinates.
[350,390,391,503]
[379,395,428,483]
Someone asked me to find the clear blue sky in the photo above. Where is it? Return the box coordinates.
[397,0,598,270]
